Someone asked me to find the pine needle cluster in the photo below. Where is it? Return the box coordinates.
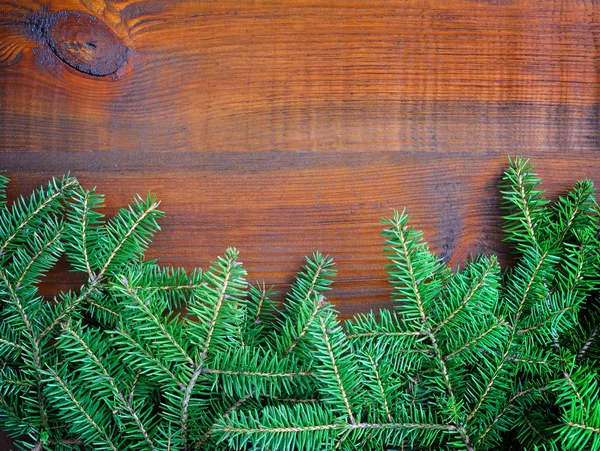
[0,157,598,450]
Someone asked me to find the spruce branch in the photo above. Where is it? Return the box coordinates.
[364,354,393,423]
[0,271,48,432]
[434,256,498,333]
[0,175,77,257]
[39,194,164,340]
[382,208,470,445]
[241,283,278,347]
[56,322,156,450]
[552,179,596,245]
[315,315,357,424]
[121,283,194,367]
[44,367,118,451]
[12,221,63,289]
[64,187,105,278]
[205,347,315,399]
[274,253,336,358]
[111,326,184,387]
[217,403,461,451]
[577,325,599,361]
[123,263,203,311]
[0,171,8,211]
[98,193,163,275]
[475,386,545,446]
[500,156,549,250]
[1,158,599,450]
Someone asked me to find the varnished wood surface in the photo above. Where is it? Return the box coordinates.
[1,0,600,325]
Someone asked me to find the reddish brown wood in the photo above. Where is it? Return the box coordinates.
[1,0,600,325]
[44,9,128,76]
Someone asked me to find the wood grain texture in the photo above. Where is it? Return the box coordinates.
[1,0,600,324]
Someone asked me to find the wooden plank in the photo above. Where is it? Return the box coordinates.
[1,0,599,322]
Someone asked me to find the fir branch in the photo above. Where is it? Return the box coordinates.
[197,393,254,449]
[384,211,466,442]
[45,367,118,451]
[466,246,555,434]
[515,250,549,322]
[1,161,598,450]
[500,156,549,250]
[0,172,8,211]
[444,320,507,361]
[79,192,94,276]
[346,330,423,339]
[251,284,269,323]
[476,386,544,446]
[123,284,194,367]
[112,327,183,387]
[562,371,588,415]
[283,294,324,357]
[64,188,105,278]
[222,422,461,434]
[198,253,235,365]
[200,393,321,449]
[59,323,156,450]
[0,175,76,255]
[40,193,165,339]
[0,271,48,430]
[98,194,163,275]
[510,357,548,365]
[563,421,600,435]
[278,253,336,358]
[38,283,98,340]
[180,249,247,446]
[553,179,596,245]
[242,283,278,347]
[517,166,539,245]
[218,404,460,451]
[554,367,600,449]
[128,370,141,406]
[207,346,316,400]
[366,354,392,423]
[1,378,33,388]
[87,299,120,318]
[516,306,575,335]
[203,368,314,378]
[434,257,497,333]
[223,423,340,434]
[577,325,599,360]
[0,337,24,352]
[14,223,63,288]
[266,396,319,404]
[466,347,511,423]
[0,396,35,436]
[522,410,550,444]
[180,367,202,447]
[318,317,355,424]
[383,208,445,324]
[132,283,204,291]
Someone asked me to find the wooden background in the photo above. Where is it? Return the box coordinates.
[1,0,600,324]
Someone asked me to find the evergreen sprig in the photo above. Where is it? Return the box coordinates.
[0,158,598,450]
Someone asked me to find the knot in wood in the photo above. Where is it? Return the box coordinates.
[45,10,127,76]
